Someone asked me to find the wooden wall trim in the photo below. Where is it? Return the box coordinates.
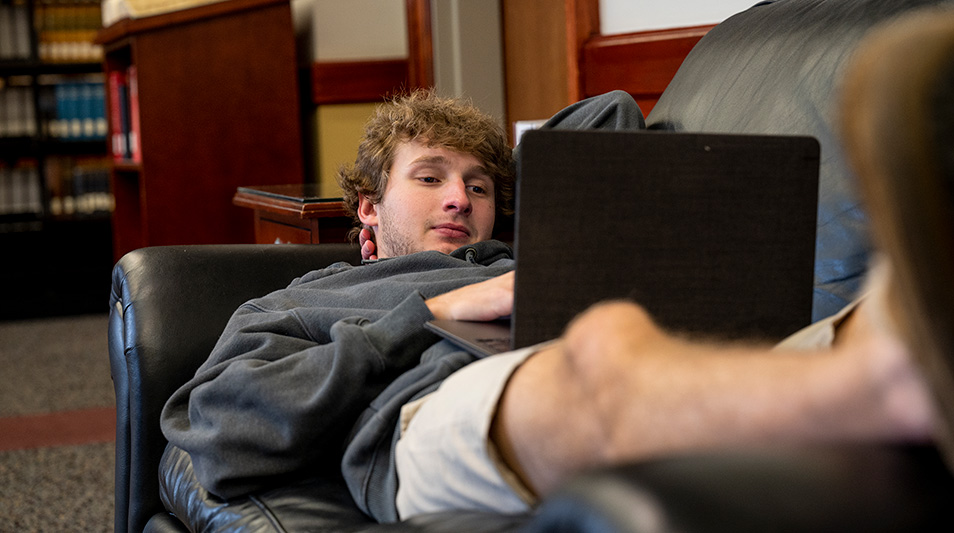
[406,0,434,88]
[503,0,570,126]
[581,24,713,113]
[311,59,410,105]
[96,0,288,44]
[309,0,432,105]
[564,0,600,103]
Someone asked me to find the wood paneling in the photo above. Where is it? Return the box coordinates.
[312,59,410,104]
[309,0,434,105]
[564,0,600,102]
[502,0,572,127]
[406,0,434,88]
[503,0,711,124]
[98,0,303,258]
[581,25,712,114]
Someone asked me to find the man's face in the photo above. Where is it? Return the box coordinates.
[358,140,496,258]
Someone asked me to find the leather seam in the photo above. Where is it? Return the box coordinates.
[248,495,286,533]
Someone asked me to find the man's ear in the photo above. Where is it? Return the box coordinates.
[357,193,379,228]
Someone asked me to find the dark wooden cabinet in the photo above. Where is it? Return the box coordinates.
[96,0,304,260]
[232,184,352,244]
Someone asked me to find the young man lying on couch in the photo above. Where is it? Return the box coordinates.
[160,89,940,523]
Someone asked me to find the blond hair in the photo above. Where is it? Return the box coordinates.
[336,90,515,237]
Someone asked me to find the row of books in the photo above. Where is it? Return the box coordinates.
[0,160,42,215]
[0,0,103,64]
[0,79,108,140]
[35,0,104,63]
[101,0,225,27]
[0,1,32,61]
[0,156,113,216]
[0,85,37,137]
[108,66,141,161]
[43,79,109,140]
[44,155,113,215]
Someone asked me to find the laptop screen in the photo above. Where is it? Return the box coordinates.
[511,130,819,348]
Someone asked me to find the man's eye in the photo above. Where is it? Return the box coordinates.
[419,177,438,183]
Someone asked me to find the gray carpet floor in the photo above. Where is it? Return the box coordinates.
[0,314,115,532]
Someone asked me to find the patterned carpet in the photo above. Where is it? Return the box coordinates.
[0,314,115,532]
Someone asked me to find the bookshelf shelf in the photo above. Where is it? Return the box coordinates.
[0,60,101,76]
[111,161,142,173]
[0,0,116,318]
[1,0,110,228]
[96,0,304,260]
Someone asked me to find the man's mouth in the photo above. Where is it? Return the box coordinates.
[432,223,471,239]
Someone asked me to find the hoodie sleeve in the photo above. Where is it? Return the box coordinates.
[160,292,438,500]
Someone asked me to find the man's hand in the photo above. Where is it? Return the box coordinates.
[359,227,378,261]
[426,271,514,321]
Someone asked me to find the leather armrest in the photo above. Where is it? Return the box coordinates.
[160,444,531,532]
[109,243,361,533]
[159,439,954,533]
[160,444,374,532]
[525,444,954,533]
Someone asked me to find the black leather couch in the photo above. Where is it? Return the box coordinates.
[108,1,954,531]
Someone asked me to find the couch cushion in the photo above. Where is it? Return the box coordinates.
[646,0,954,321]
[159,445,533,532]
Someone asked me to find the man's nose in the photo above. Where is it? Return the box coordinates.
[444,180,472,214]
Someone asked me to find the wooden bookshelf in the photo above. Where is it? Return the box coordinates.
[95,0,303,260]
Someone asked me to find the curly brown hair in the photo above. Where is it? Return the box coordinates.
[336,90,515,238]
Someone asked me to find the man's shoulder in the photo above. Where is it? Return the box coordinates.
[291,261,357,285]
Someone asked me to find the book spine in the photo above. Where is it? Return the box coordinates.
[13,1,32,60]
[25,162,42,214]
[127,65,141,162]
[22,86,37,137]
[51,83,65,139]
[0,89,7,138]
[67,82,82,140]
[91,81,107,140]
[80,82,95,139]
[0,163,9,215]
[118,76,131,159]
[6,87,28,137]
[0,4,13,61]
[36,0,49,62]
[107,70,128,161]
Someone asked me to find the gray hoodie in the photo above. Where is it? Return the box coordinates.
[161,240,515,522]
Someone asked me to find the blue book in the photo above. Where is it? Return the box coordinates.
[117,80,131,158]
[54,84,68,139]
[66,83,82,140]
[79,82,95,140]
[91,82,107,139]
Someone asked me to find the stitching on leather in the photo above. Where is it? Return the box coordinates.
[249,495,286,533]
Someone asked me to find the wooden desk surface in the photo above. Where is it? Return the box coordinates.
[233,184,348,219]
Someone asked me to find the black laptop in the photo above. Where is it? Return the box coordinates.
[426,129,820,357]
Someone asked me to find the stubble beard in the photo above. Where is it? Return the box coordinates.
[375,212,420,258]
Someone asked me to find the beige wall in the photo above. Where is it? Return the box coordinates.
[599,0,754,34]
[292,0,408,64]
[431,0,506,126]
[314,103,378,197]
[292,0,510,196]
[292,0,408,196]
